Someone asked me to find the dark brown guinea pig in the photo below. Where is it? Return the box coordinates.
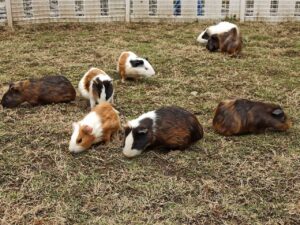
[213,99,291,136]
[1,75,76,108]
[206,27,242,56]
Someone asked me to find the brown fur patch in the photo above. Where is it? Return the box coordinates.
[118,52,129,81]
[213,99,291,136]
[84,68,106,91]
[93,102,121,144]
[218,28,242,56]
[77,125,96,149]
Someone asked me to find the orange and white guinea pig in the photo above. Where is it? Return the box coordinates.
[69,102,121,153]
[117,51,155,83]
[78,67,114,108]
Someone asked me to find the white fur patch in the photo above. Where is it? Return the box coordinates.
[122,110,156,157]
[125,52,155,78]
[69,122,85,153]
[69,112,103,153]
[128,110,156,128]
[78,68,113,104]
[123,131,142,158]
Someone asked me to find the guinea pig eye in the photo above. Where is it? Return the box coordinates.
[145,67,148,70]
[76,138,82,144]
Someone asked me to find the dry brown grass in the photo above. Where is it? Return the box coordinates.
[0,21,299,224]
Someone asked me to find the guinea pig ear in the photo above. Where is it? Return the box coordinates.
[272,108,284,117]
[82,125,93,135]
[130,60,144,67]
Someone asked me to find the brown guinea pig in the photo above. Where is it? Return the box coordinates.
[213,99,291,136]
[1,75,76,108]
[206,27,242,56]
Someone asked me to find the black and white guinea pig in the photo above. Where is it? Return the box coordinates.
[123,106,204,158]
[78,67,114,108]
[117,51,155,83]
[197,21,238,44]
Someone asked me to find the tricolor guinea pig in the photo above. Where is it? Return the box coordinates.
[1,75,76,108]
[197,21,238,44]
[78,67,114,108]
[69,102,121,153]
[123,106,204,158]
[213,99,291,136]
[206,27,242,56]
[117,51,155,83]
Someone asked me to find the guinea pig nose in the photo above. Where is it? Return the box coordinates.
[145,67,148,70]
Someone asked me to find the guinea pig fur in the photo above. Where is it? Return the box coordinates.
[69,102,121,153]
[78,67,114,108]
[1,75,76,108]
[117,51,155,83]
[197,21,238,44]
[206,27,242,56]
[123,106,204,158]
[212,99,291,136]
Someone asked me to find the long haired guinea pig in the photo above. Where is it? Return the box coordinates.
[197,21,238,44]
[117,51,155,83]
[1,75,76,108]
[123,106,204,158]
[206,27,242,56]
[78,67,114,108]
[213,99,291,136]
[69,102,121,153]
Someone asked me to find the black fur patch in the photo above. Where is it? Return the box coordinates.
[130,59,144,67]
[202,31,209,40]
[92,78,103,98]
[132,118,153,151]
[206,35,220,52]
[102,80,113,101]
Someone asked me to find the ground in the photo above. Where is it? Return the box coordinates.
[0,21,299,224]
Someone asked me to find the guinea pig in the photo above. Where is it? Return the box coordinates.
[117,51,155,83]
[197,21,238,44]
[69,102,121,153]
[78,67,114,108]
[212,99,291,136]
[123,106,204,158]
[1,75,76,108]
[206,27,242,56]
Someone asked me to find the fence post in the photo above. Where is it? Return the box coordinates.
[125,0,130,22]
[5,0,13,28]
[240,0,245,22]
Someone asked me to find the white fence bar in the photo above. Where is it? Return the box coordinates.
[5,0,12,26]
[205,0,222,19]
[58,0,76,19]
[32,0,50,19]
[181,0,197,18]
[131,0,149,17]
[109,0,125,17]
[125,0,130,21]
[240,0,246,22]
[84,0,101,18]
[229,0,241,18]
[157,0,173,17]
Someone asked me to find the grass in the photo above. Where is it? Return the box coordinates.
[0,21,300,224]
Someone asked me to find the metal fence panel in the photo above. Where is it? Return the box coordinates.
[0,0,299,26]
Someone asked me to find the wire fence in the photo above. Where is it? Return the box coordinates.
[0,0,299,26]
